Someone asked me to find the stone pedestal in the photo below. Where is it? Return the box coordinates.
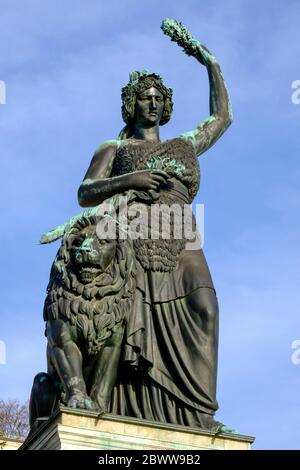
[20,406,255,450]
[1,437,23,450]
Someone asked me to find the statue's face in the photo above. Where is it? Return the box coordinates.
[135,86,164,126]
[70,226,117,284]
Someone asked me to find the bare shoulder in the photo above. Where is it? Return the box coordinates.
[93,139,119,160]
[83,139,119,181]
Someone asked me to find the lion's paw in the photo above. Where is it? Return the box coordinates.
[67,392,97,411]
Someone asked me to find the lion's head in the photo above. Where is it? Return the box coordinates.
[43,213,136,355]
[69,224,117,285]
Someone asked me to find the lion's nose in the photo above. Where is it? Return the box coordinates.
[78,246,98,263]
[81,246,93,252]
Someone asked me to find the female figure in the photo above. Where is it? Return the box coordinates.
[78,20,232,430]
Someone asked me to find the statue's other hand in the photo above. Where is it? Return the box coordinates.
[127,169,169,191]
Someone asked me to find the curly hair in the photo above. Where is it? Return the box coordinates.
[119,70,173,139]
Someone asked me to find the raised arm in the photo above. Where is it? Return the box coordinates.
[161,19,233,157]
[181,53,233,157]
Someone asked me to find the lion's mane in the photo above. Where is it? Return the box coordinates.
[43,214,136,356]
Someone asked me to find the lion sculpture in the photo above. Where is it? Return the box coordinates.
[29,210,136,429]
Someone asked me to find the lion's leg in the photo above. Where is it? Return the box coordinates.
[47,319,96,411]
[90,321,125,412]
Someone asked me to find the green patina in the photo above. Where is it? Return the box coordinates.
[28,17,238,436]
[128,69,153,86]
[220,70,233,121]
[79,237,99,255]
[226,88,233,121]
[81,179,103,196]
[218,424,239,435]
[203,115,217,125]
[198,43,217,65]
[80,237,94,248]
[181,116,217,142]
[39,194,120,245]
[161,18,217,65]
[39,206,99,244]
[146,155,186,177]
[82,178,94,186]
[180,130,197,146]
[40,220,72,244]
[228,100,233,121]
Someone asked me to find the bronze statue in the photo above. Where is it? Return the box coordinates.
[29,19,234,434]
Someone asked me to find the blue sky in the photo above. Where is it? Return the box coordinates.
[0,0,300,450]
